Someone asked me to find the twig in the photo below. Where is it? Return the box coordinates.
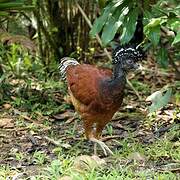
[15,111,50,129]
[44,136,71,149]
[127,79,142,100]
[141,67,170,76]
[156,167,180,173]
[75,1,142,100]
[101,135,123,142]
[65,117,76,124]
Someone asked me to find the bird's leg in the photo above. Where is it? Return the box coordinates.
[90,122,113,156]
[89,137,113,156]
[83,121,95,140]
[83,121,97,155]
[83,121,113,156]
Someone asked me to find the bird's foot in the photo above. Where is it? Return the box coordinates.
[90,137,113,156]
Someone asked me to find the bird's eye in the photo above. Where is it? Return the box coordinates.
[127,59,133,64]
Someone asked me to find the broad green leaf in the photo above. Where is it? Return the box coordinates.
[144,17,167,32]
[101,9,122,45]
[144,25,161,46]
[0,1,34,10]
[0,2,23,9]
[90,2,115,37]
[146,18,162,28]
[156,48,168,68]
[120,7,139,44]
[90,0,127,37]
[167,17,180,32]
[149,88,172,113]
[172,32,180,45]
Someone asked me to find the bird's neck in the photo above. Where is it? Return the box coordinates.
[113,65,126,80]
[100,67,126,104]
[110,66,126,92]
[100,65,127,104]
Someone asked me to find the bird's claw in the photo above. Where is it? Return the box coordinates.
[90,137,113,156]
[97,140,113,156]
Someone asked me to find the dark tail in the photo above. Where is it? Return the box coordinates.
[59,57,79,81]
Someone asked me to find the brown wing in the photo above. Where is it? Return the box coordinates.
[66,64,112,105]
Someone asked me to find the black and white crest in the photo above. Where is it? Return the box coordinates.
[112,44,144,64]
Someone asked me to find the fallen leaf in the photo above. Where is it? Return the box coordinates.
[3,103,11,109]
[44,136,71,149]
[146,91,162,102]
[53,110,75,120]
[0,118,14,128]
[73,155,106,172]
[147,89,172,113]
[128,152,146,164]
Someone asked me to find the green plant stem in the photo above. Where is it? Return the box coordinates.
[6,55,16,76]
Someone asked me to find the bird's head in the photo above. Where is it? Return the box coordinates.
[112,44,145,72]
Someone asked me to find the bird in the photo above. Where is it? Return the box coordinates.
[59,44,144,155]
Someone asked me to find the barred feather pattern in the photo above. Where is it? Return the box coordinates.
[59,57,79,81]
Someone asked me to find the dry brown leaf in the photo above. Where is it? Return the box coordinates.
[128,152,146,164]
[0,32,36,52]
[53,111,74,120]
[0,118,14,128]
[73,155,106,172]
[3,103,11,110]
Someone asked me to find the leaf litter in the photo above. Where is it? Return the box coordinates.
[0,56,179,178]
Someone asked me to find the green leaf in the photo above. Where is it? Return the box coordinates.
[101,9,122,45]
[156,48,168,68]
[172,32,180,45]
[90,2,115,37]
[120,7,139,44]
[90,0,127,38]
[144,17,167,46]
[0,2,34,10]
[0,10,8,16]
[0,2,23,9]
[146,18,162,28]
[167,17,180,32]
[149,88,172,113]
[145,25,161,46]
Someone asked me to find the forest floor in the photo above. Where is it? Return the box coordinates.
[0,57,179,179]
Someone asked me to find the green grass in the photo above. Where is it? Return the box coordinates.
[0,74,179,180]
[130,80,151,96]
[1,129,179,180]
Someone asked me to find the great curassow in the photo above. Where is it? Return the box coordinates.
[59,45,144,155]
